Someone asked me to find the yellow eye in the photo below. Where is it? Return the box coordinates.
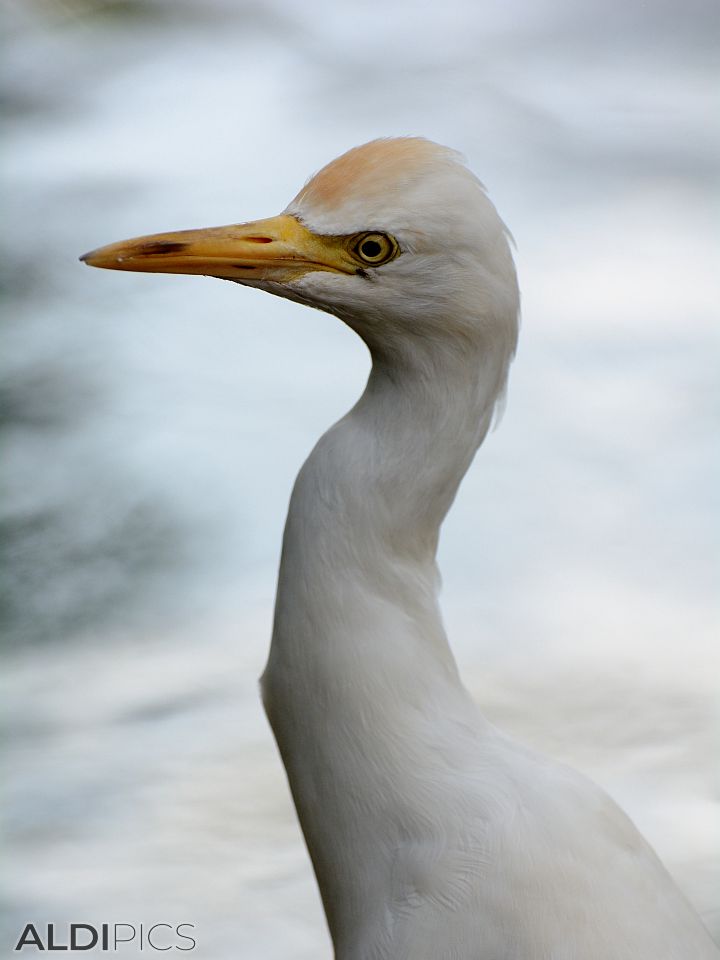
[351,232,399,266]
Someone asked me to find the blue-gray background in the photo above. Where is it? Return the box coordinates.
[2,0,717,956]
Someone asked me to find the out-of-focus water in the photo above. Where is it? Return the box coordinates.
[2,0,718,955]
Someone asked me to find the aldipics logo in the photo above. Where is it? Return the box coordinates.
[14,924,196,952]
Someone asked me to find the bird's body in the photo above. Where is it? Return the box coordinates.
[260,290,713,960]
[82,138,718,959]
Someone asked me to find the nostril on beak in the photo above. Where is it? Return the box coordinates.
[244,236,273,244]
[138,241,189,255]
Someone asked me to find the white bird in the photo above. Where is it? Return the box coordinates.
[82,138,717,959]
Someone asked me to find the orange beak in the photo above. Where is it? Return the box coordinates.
[80,214,358,282]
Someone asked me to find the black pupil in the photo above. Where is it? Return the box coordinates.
[360,239,383,259]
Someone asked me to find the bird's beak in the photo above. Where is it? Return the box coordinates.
[80,214,356,282]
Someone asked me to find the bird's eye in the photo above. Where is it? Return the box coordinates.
[350,232,399,267]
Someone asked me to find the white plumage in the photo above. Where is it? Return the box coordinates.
[82,138,717,959]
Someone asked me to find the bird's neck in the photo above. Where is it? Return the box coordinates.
[263,334,510,727]
[261,337,509,942]
[267,338,504,685]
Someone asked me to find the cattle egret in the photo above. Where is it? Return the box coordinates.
[82,138,718,959]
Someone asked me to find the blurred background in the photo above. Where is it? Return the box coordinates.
[2,0,717,955]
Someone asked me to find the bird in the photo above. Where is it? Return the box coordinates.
[81,137,717,959]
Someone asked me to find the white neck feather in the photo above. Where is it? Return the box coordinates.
[261,329,512,945]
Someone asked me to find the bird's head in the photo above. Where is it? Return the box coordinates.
[82,138,518,362]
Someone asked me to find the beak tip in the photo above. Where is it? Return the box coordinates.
[80,247,117,268]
